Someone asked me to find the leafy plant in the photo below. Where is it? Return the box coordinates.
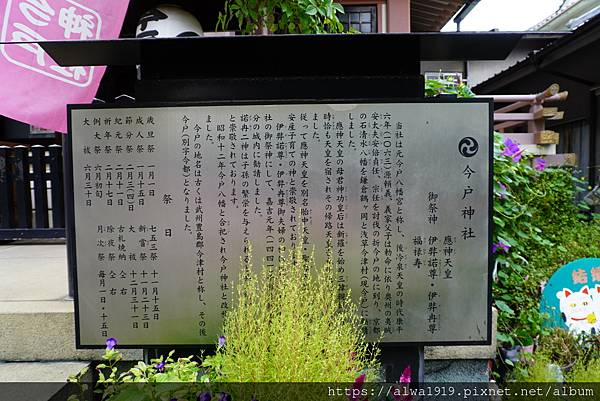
[67,339,204,401]
[567,357,600,382]
[537,328,600,371]
[507,329,600,384]
[509,353,563,383]
[217,0,347,34]
[424,77,474,98]
[67,237,381,400]
[201,241,381,382]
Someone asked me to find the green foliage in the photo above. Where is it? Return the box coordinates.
[67,240,380,400]
[493,145,600,345]
[508,329,600,384]
[201,241,381,382]
[509,353,562,383]
[567,357,600,382]
[537,328,600,371]
[217,0,347,34]
[492,144,555,347]
[68,348,204,401]
[424,77,474,98]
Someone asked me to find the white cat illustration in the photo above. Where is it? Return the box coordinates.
[556,286,598,335]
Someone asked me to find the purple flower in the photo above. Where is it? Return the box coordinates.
[497,182,508,200]
[533,157,546,171]
[197,392,211,401]
[155,361,165,372]
[217,393,231,401]
[492,241,510,254]
[218,335,226,348]
[501,138,523,162]
[105,338,117,350]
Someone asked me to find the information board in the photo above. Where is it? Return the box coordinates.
[67,100,492,347]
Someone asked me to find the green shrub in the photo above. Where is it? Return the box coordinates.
[536,328,585,370]
[567,358,600,382]
[508,330,600,383]
[509,353,562,383]
[217,0,347,34]
[201,241,381,382]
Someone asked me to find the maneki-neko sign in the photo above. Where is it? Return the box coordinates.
[541,258,600,335]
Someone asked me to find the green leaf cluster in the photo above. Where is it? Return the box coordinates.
[217,0,348,34]
[68,349,205,401]
[509,329,600,383]
[424,77,474,98]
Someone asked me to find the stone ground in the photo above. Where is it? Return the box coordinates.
[0,241,69,303]
[0,241,141,392]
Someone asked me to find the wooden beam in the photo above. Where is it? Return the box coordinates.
[496,101,529,114]
[495,120,525,131]
[542,107,558,117]
[477,84,560,103]
[502,131,559,145]
[411,2,450,13]
[411,8,440,18]
[520,144,556,156]
[494,109,544,121]
[547,111,564,120]
[545,91,569,103]
[544,153,577,167]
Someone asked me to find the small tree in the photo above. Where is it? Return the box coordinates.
[217,0,347,34]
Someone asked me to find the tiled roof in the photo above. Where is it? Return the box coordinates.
[474,12,600,93]
[529,0,584,31]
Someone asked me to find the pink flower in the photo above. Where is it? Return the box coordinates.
[348,374,365,401]
[392,365,413,401]
[400,365,411,384]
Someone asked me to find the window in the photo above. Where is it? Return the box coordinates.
[338,6,377,33]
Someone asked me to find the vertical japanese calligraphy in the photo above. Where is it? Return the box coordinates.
[69,102,491,346]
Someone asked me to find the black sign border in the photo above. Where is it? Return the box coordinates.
[66,97,494,349]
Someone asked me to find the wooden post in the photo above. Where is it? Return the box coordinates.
[31,145,49,229]
[0,146,11,229]
[48,144,65,228]
[11,146,32,229]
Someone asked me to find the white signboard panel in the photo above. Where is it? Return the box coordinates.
[67,100,492,347]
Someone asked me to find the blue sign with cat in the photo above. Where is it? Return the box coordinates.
[540,258,600,335]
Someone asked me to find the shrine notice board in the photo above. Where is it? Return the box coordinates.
[66,99,493,348]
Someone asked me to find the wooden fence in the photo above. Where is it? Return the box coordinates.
[477,83,576,167]
[0,145,65,240]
